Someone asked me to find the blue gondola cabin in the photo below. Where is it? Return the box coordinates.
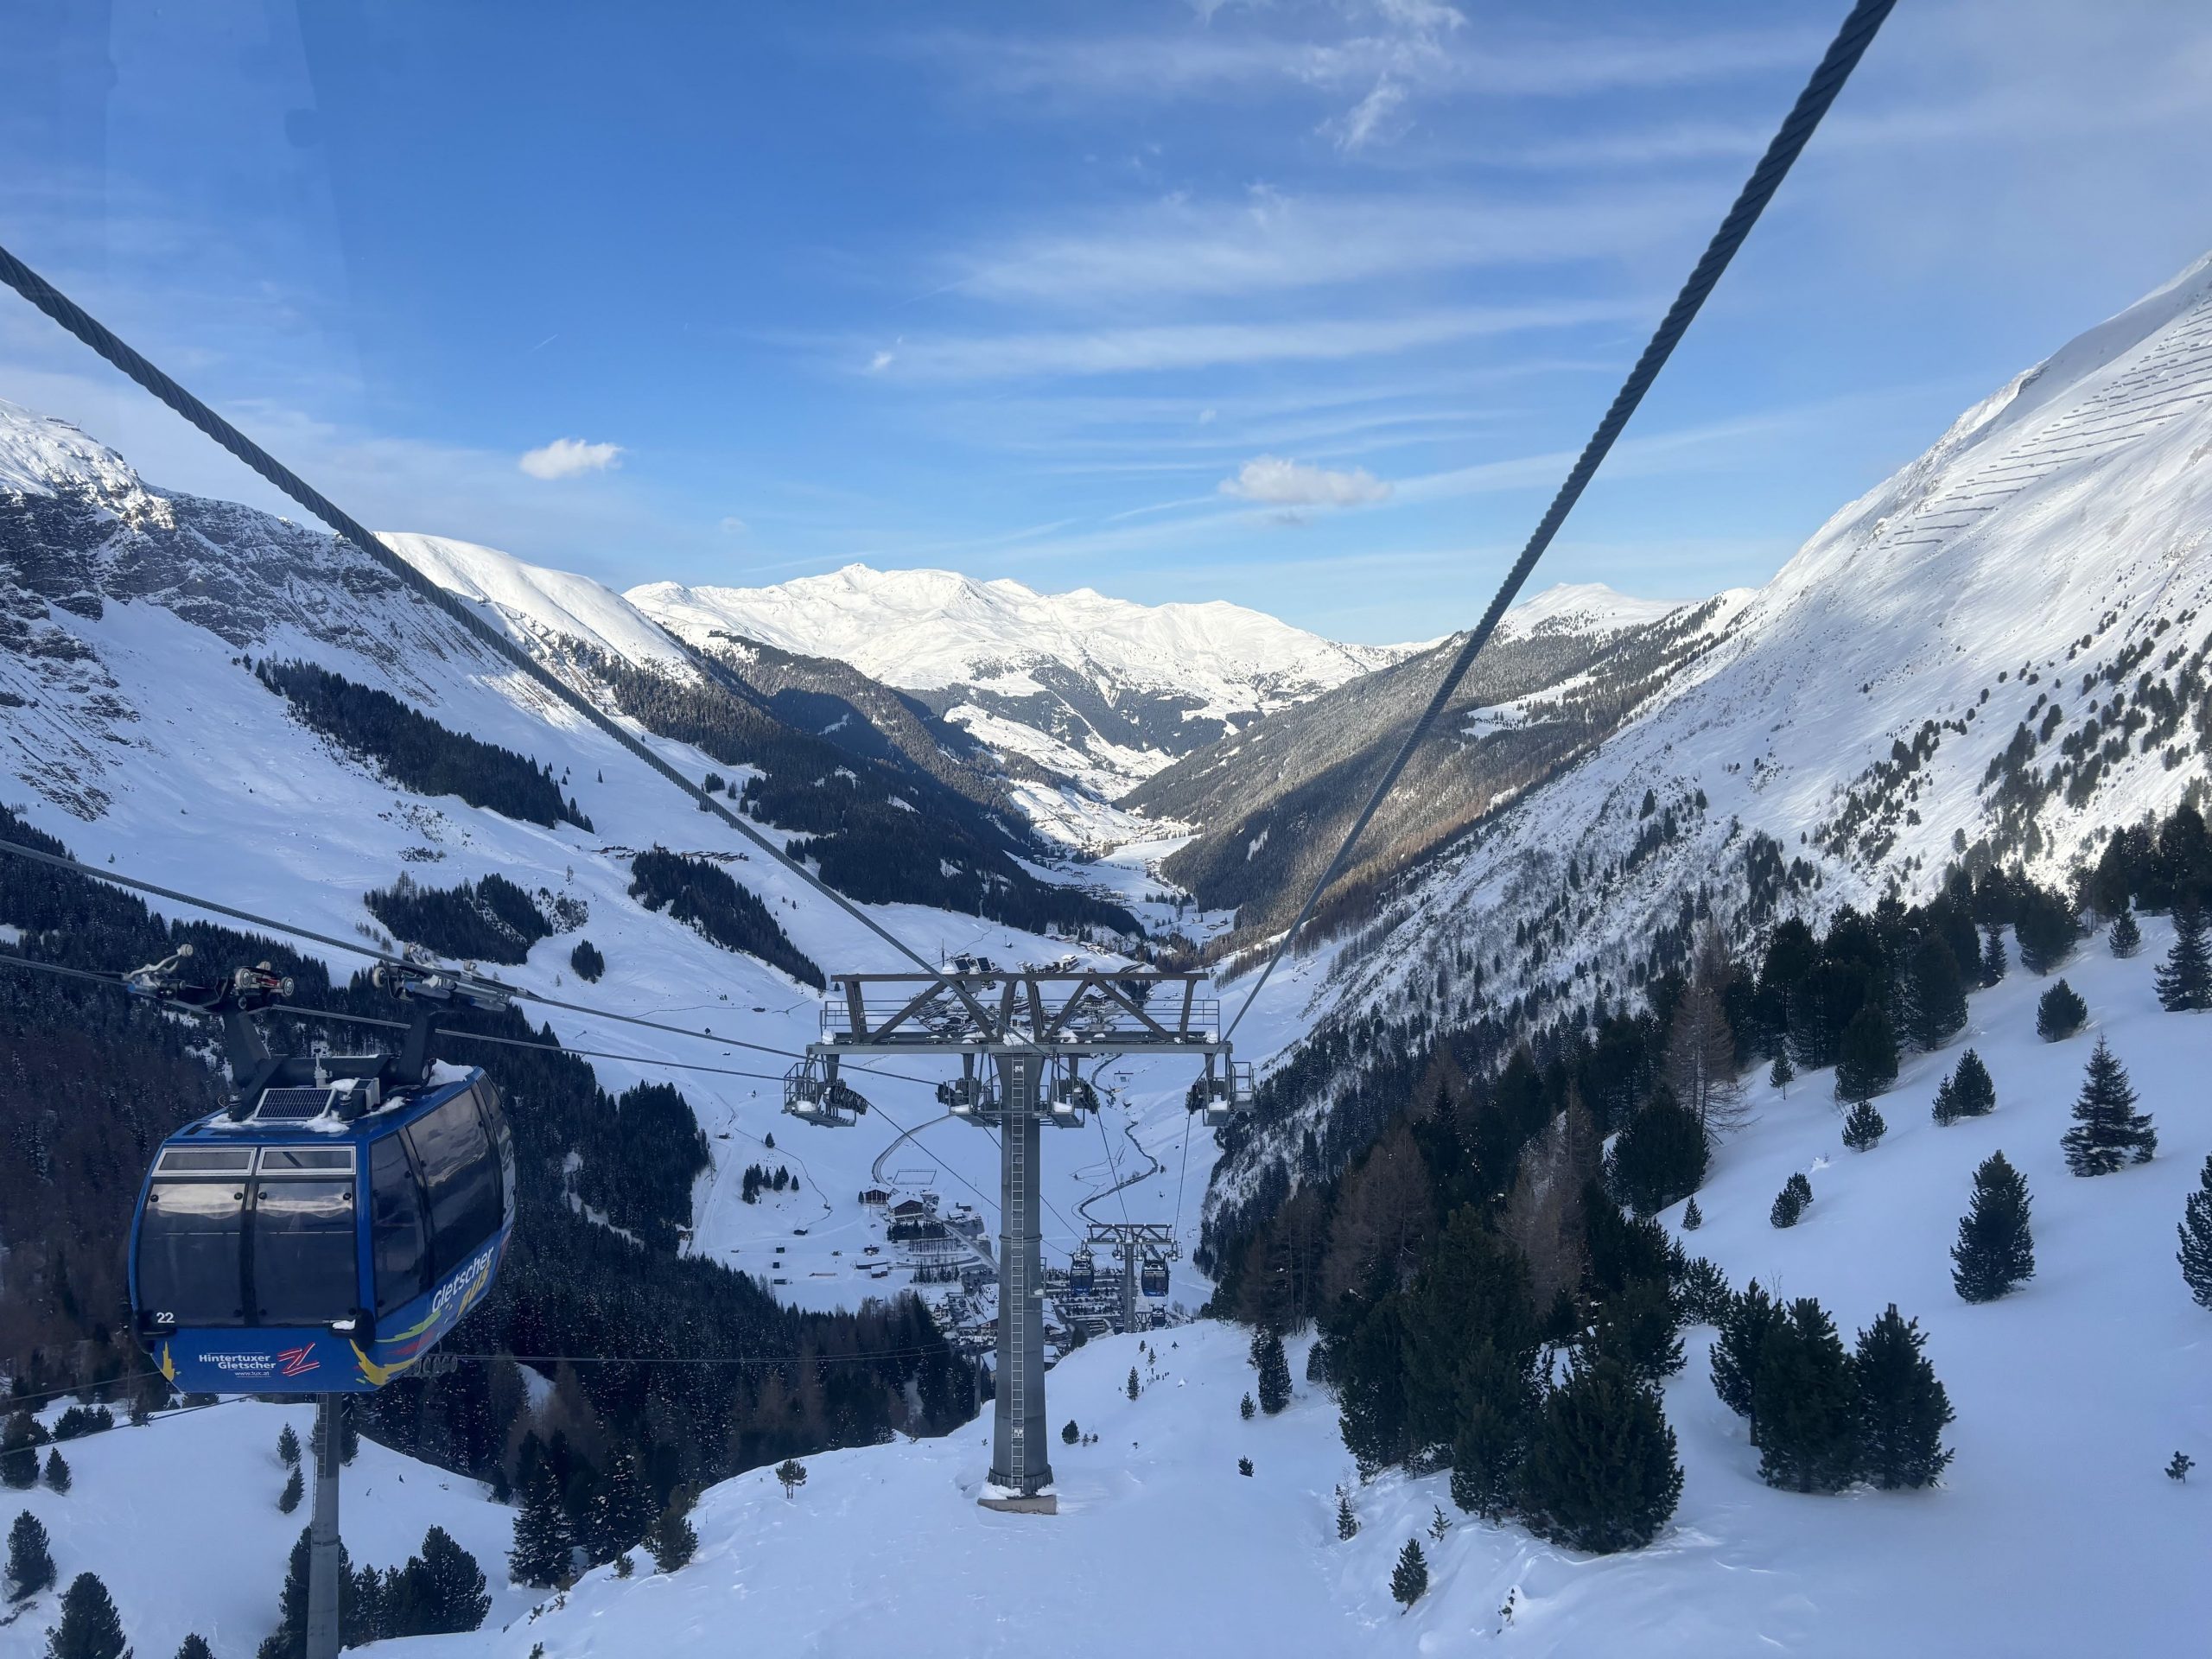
[130,1065,514,1393]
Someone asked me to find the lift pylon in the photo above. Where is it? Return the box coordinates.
[783,967,1245,1512]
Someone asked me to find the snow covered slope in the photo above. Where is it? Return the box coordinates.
[1239,250,2212,1070]
[0,399,1205,1323]
[402,926,2212,1656]
[0,1399,527,1659]
[629,563,1414,801]
[378,531,691,671]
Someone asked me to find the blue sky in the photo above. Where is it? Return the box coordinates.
[4,1,2212,642]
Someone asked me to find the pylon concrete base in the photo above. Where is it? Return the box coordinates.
[978,1491,1058,1515]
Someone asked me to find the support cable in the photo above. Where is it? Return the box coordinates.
[0,238,936,976]
[1223,0,1897,1039]
[0,833,934,1085]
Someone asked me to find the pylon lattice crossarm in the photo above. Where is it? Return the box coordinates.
[817,970,1225,1056]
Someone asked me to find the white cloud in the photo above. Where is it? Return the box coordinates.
[868,349,897,372]
[954,186,1705,306]
[1329,76,1409,150]
[518,437,624,480]
[1220,454,1392,507]
[719,515,750,535]
[842,296,1643,381]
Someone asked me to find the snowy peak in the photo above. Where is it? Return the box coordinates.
[628,563,1406,697]
[1493,581,1689,640]
[378,531,690,671]
[0,399,144,499]
[629,563,1419,800]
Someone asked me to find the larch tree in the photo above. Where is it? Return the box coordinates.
[1663,980,1746,1139]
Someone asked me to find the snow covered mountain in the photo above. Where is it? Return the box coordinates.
[1131,579,1743,935]
[1216,250,2212,1224]
[628,564,1415,809]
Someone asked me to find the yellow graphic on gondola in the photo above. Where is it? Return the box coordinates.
[351,1243,501,1384]
[158,1341,175,1384]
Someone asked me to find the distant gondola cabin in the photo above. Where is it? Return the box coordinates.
[129,1065,513,1393]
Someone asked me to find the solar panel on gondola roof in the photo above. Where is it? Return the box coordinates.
[255,1085,343,1120]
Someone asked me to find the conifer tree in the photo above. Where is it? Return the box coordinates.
[775,1459,807,1499]
[2110,904,2142,958]
[176,1637,216,1659]
[8,1510,54,1600]
[1516,1357,1683,1554]
[1770,1173,1812,1229]
[1681,1196,1703,1232]
[1952,1151,2035,1303]
[1834,1004,1899,1104]
[277,1464,302,1515]
[1712,1281,1780,1428]
[1950,1049,1996,1117]
[2015,886,2080,974]
[384,1527,491,1637]
[277,1424,301,1466]
[1752,1299,1859,1494]
[1769,1051,1794,1096]
[509,1465,575,1588]
[1675,1255,1732,1325]
[1253,1330,1293,1415]
[1428,1503,1452,1543]
[1906,933,1968,1051]
[1853,1306,1954,1489]
[261,1525,369,1656]
[1336,1491,1359,1540]
[2177,1154,2212,1310]
[2061,1037,2157,1175]
[2167,1452,2195,1483]
[1840,1098,1885,1153]
[1126,1366,1141,1401]
[40,1452,67,1495]
[1589,1275,1686,1383]
[1068,1416,1087,1440]
[1931,1077,1960,1127]
[1389,1539,1429,1610]
[646,1503,697,1573]
[2036,979,2087,1041]
[1980,924,2007,988]
[45,1572,127,1659]
[1605,1091,1709,1217]
[1,1414,44,1490]
[2157,904,2212,1011]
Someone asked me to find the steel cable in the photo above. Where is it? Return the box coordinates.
[1224,0,1897,1038]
